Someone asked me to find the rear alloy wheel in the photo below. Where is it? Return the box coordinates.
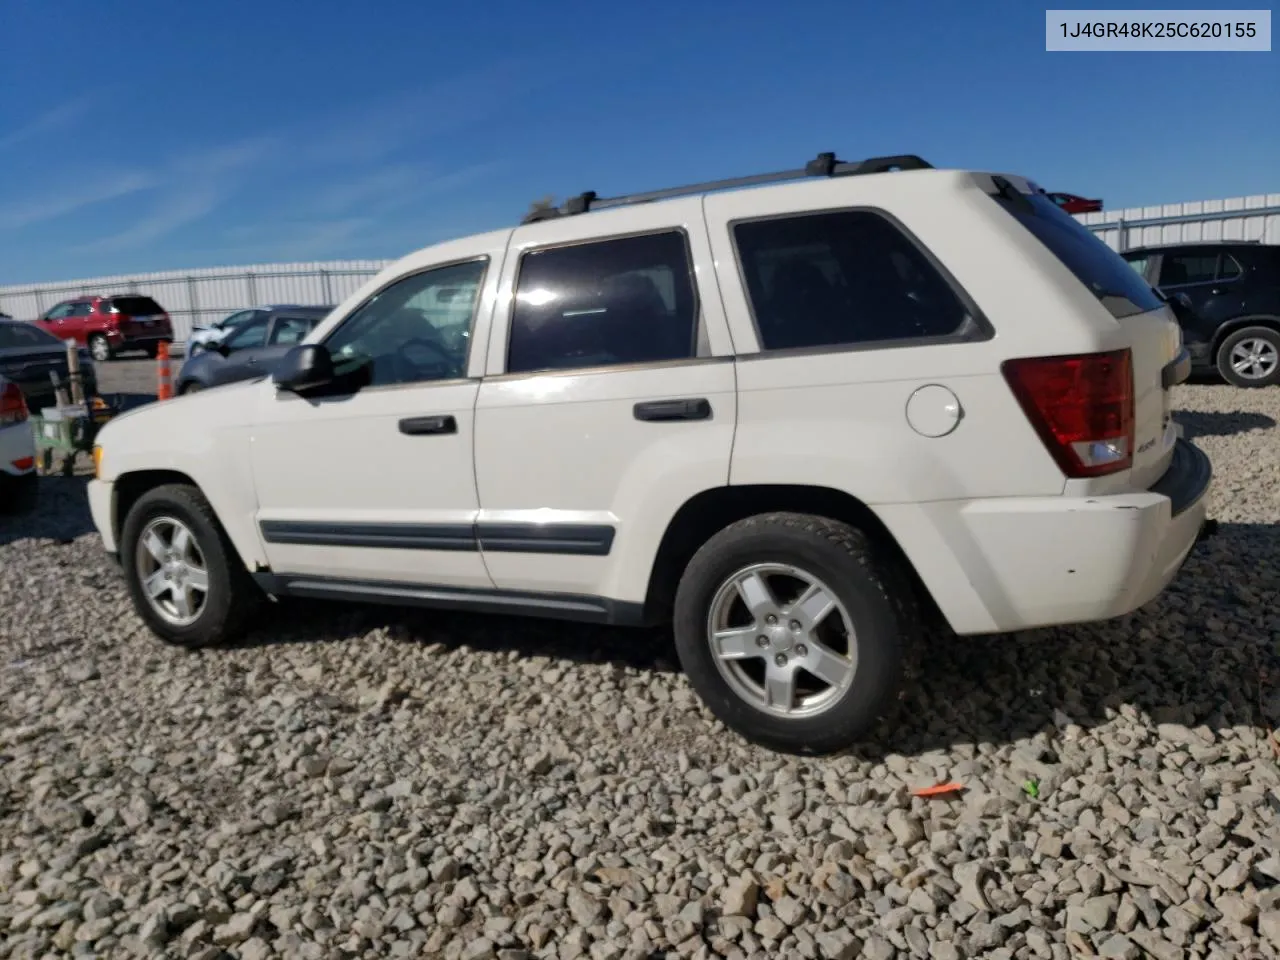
[120,483,260,647]
[88,334,112,362]
[673,512,918,754]
[1217,326,1280,388]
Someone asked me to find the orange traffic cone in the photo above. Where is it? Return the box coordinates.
[157,342,173,401]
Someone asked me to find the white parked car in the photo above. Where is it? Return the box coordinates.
[0,374,38,513]
[86,153,1210,753]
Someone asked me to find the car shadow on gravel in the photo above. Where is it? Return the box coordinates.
[233,520,1279,756]
[1175,408,1276,439]
[0,476,95,547]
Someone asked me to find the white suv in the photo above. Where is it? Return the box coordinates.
[86,153,1210,753]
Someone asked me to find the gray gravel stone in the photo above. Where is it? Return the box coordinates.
[1,384,1277,960]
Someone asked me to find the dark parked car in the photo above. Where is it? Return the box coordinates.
[186,303,317,356]
[176,306,332,394]
[0,319,98,413]
[33,295,173,362]
[1122,242,1280,387]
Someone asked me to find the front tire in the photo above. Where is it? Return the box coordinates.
[672,512,916,755]
[1216,325,1280,388]
[119,483,260,647]
[88,334,113,363]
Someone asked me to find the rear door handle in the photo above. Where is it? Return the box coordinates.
[633,398,712,422]
[398,415,457,435]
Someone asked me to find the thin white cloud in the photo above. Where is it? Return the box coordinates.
[0,172,157,229]
[0,93,102,151]
[73,183,223,253]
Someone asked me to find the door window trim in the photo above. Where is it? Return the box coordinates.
[489,225,708,381]
[312,255,492,394]
[725,205,995,361]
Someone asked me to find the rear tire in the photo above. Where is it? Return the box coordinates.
[1216,325,1280,388]
[120,483,261,647]
[143,343,160,359]
[88,334,113,363]
[672,511,917,755]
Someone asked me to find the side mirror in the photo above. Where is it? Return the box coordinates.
[273,343,334,393]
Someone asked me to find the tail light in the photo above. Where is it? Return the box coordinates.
[0,381,29,426]
[1002,349,1134,478]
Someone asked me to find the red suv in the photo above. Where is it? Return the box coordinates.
[34,295,173,362]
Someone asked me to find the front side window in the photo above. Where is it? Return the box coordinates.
[224,316,270,350]
[1159,254,1217,287]
[507,231,697,374]
[324,258,487,386]
[734,210,974,351]
[44,303,73,320]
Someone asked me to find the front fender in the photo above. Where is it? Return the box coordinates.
[97,386,268,571]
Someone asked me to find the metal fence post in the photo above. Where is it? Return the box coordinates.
[245,271,258,305]
[1116,218,1128,254]
[320,268,333,305]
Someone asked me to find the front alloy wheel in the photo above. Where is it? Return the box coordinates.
[135,516,209,625]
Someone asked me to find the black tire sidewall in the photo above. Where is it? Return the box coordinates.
[119,485,241,647]
[1217,326,1280,388]
[673,518,904,754]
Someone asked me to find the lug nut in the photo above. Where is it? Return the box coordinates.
[796,644,808,657]
[766,614,778,625]
[756,635,769,648]
[774,653,787,667]
[789,620,801,632]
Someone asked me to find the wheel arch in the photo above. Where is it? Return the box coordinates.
[641,484,944,629]
[1209,315,1280,358]
[112,468,265,574]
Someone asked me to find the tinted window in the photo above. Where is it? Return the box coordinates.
[223,316,269,350]
[1218,254,1243,281]
[109,296,164,316]
[991,191,1163,319]
[269,316,314,346]
[0,322,61,349]
[733,211,973,351]
[507,231,697,374]
[1159,254,1216,287]
[69,302,93,317]
[45,303,73,320]
[324,259,486,386]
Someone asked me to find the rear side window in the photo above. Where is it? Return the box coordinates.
[991,191,1163,319]
[1159,254,1217,287]
[733,210,975,351]
[507,231,697,374]
[108,296,164,316]
[1218,254,1243,281]
[69,302,93,317]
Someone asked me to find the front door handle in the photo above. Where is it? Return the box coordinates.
[633,398,712,422]
[399,414,457,436]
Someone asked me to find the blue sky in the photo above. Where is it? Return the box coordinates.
[0,0,1276,284]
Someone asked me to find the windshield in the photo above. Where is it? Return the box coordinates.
[0,322,62,350]
[989,190,1164,319]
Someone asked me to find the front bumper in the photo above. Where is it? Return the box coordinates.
[884,438,1213,634]
[88,478,116,553]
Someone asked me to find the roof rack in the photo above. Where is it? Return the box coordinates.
[520,152,933,225]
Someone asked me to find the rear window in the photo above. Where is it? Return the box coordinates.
[107,296,165,316]
[991,190,1163,319]
[0,322,61,349]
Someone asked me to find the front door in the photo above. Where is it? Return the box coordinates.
[249,251,502,590]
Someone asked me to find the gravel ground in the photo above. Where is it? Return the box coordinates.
[2,378,1279,960]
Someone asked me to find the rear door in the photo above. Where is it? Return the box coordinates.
[1157,248,1248,329]
[472,199,737,606]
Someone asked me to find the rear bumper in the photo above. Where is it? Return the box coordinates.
[879,438,1213,634]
